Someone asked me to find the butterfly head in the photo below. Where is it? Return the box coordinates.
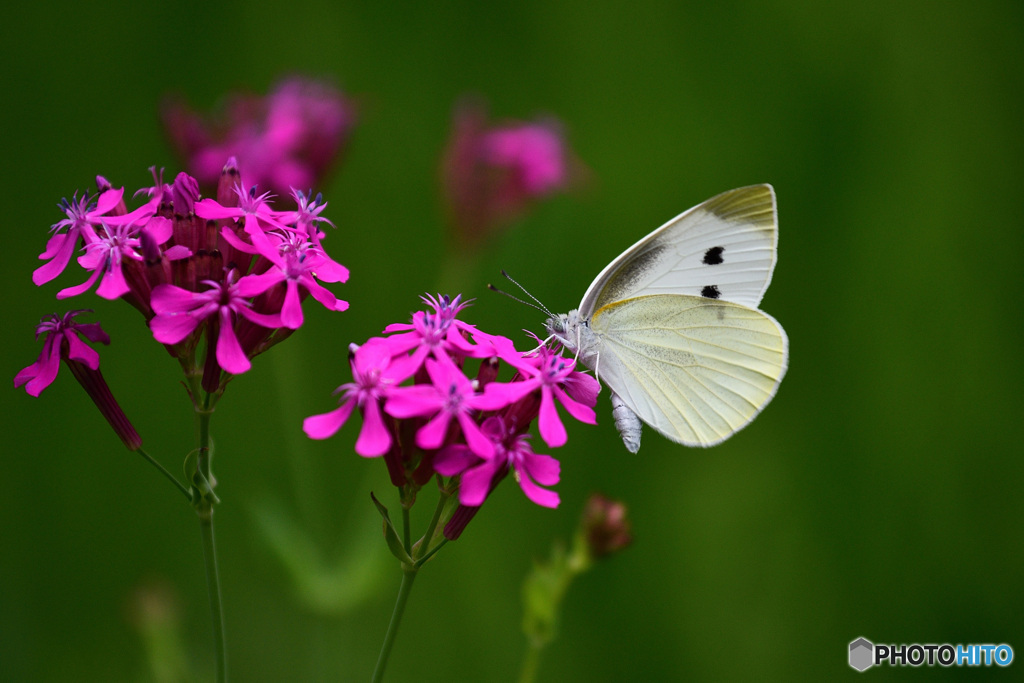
[545,310,587,353]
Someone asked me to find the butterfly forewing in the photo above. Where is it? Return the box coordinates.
[579,185,777,316]
[590,294,788,447]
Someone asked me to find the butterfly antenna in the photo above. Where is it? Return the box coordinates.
[498,270,556,318]
[487,282,548,313]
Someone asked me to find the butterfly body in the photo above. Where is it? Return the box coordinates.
[545,185,788,452]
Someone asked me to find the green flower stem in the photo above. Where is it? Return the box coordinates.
[136,446,191,500]
[195,396,227,683]
[416,488,451,562]
[371,567,417,683]
[518,640,542,683]
[197,502,227,683]
[402,506,412,555]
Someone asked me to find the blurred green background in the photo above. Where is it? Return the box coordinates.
[4,1,1023,681]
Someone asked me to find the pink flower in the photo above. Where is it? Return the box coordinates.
[482,125,566,195]
[15,311,141,449]
[29,165,348,394]
[385,355,499,458]
[382,294,493,369]
[233,232,349,329]
[150,271,283,375]
[163,77,355,199]
[441,99,578,245]
[57,221,144,301]
[33,188,150,286]
[196,184,290,259]
[305,294,599,533]
[15,310,108,397]
[303,338,418,456]
[486,344,598,447]
[435,416,561,508]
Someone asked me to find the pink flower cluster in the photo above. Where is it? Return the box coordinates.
[30,163,348,392]
[163,78,355,200]
[442,100,576,246]
[304,294,599,518]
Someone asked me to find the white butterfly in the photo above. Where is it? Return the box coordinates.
[545,184,788,452]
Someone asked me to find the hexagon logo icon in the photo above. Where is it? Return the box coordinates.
[849,637,874,671]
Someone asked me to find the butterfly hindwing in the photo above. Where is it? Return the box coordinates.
[579,185,777,316]
[590,294,788,447]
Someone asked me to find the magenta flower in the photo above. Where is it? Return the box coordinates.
[435,416,561,508]
[150,271,284,375]
[163,77,356,199]
[196,184,290,259]
[15,311,141,450]
[486,344,599,447]
[303,338,418,456]
[57,221,144,301]
[382,294,493,369]
[28,164,348,392]
[441,99,579,245]
[15,310,107,397]
[34,188,154,287]
[306,294,599,532]
[233,233,349,329]
[385,356,499,458]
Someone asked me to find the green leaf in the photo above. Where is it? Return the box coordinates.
[371,492,412,566]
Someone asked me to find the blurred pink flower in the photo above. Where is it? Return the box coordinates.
[441,99,579,245]
[163,78,355,199]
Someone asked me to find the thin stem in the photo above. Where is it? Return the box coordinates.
[402,506,412,555]
[371,568,417,683]
[195,394,227,683]
[136,446,191,500]
[518,640,542,683]
[416,489,450,562]
[198,505,227,683]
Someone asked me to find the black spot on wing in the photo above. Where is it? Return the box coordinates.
[702,246,725,265]
[701,285,720,299]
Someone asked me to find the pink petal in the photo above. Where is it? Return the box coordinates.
[32,236,77,285]
[384,386,439,419]
[553,386,597,425]
[214,311,251,374]
[416,411,452,450]
[194,198,241,220]
[355,399,392,456]
[458,412,495,459]
[521,452,560,487]
[458,459,504,506]
[16,337,61,397]
[477,379,532,410]
[150,284,200,314]
[516,468,560,508]
[95,265,130,300]
[303,399,356,439]
[433,444,477,476]
[237,305,283,330]
[279,280,304,329]
[65,332,100,369]
[164,245,193,260]
[143,216,173,245]
[537,388,568,448]
[94,187,126,215]
[234,271,281,298]
[56,268,102,300]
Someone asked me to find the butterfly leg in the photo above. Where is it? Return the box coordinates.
[611,392,642,453]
